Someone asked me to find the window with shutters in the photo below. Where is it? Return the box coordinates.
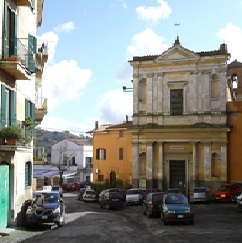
[96,148,106,160]
[1,84,16,128]
[170,89,183,115]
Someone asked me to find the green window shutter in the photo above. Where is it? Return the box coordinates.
[28,34,37,73]
[10,90,16,125]
[25,99,29,117]
[1,85,6,128]
[10,11,17,56]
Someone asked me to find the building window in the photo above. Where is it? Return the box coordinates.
[71,157,76,166]
[170,89,183,115]
[119,130,124,137]
[119,148,124,160]
[86,157,93,168]
[98,174,104,182]
[25,162,32,187]
[96,148,106,160]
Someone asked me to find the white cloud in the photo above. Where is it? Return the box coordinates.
[53,21,75,33]
[97,89,133,124]
[42,60,92,109]
[115,62,133,81]
[216,23,242,62]
[136,0,172,24]
[127,28,169,57]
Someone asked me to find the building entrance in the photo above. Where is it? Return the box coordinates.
[169,160,185,193]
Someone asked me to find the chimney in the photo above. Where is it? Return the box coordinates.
[95,121,98,130]
[126,115,128,123]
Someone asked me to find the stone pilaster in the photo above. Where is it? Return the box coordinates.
[158,142,164,191]
[192,142,198,188]
[146,143,153,190]
[133,73,139,115]
[146,73,153,114]
[132,142,139,188]
[220,144,227,182]
[203,143,211,181]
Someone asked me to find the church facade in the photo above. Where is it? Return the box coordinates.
[129,38,231,195]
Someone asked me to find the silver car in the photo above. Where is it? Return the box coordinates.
[189,187,208,203]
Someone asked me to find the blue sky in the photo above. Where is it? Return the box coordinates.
[37,0,242,135]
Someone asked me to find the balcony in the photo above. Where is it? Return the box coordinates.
[15,0,33,7]
[35,98,48,125]
[0,120,33,149]
[0,38,33,80]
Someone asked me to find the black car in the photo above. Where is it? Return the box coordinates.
[99,188,126,210]
[25,191,65,228]
[142,192,164,218]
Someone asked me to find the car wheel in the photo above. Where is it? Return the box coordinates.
[227,197,231,203]
[163,220,168,225]
[190,220,194,225]
[147,209,151,218]
[100,204,103,208]
[106,204,110,210]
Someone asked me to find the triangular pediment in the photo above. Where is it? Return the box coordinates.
[156,45,199,62]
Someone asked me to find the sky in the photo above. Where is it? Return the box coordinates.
[37,0,242,136]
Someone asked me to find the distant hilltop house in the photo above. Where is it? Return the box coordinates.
[33,139,93,187]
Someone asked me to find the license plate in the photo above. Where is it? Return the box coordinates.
[42,215,48,219]
[178,215,184,218]
[216,197,220,199]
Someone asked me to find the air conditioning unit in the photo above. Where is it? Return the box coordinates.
[95,168,99,174]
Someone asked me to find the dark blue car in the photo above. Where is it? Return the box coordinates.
[161,193,194,225]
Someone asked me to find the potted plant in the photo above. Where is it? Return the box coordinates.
[0,125,23,145]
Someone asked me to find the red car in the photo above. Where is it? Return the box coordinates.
[215,183,241,202]
[67,182,81,191]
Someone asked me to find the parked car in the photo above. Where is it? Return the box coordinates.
[99,189,126,210]
[25,191,65,228]
[236,191,242,210]
[83,189,97,202]
[67,182,81,191]
[52,185,63,197]
[142,192,164,218]
[161,193,194,225]
[215,183,241,203]
[189,187,208,203]
[126,188,145,205]
[78,188,86,200]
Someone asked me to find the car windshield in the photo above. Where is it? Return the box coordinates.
[194,188,206,193]
[219,186,230,192]
[34,193,59,205]
[86,191,95,195]
[127,190,139,195]
[165,194,188,204]
[52,186,59,190]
